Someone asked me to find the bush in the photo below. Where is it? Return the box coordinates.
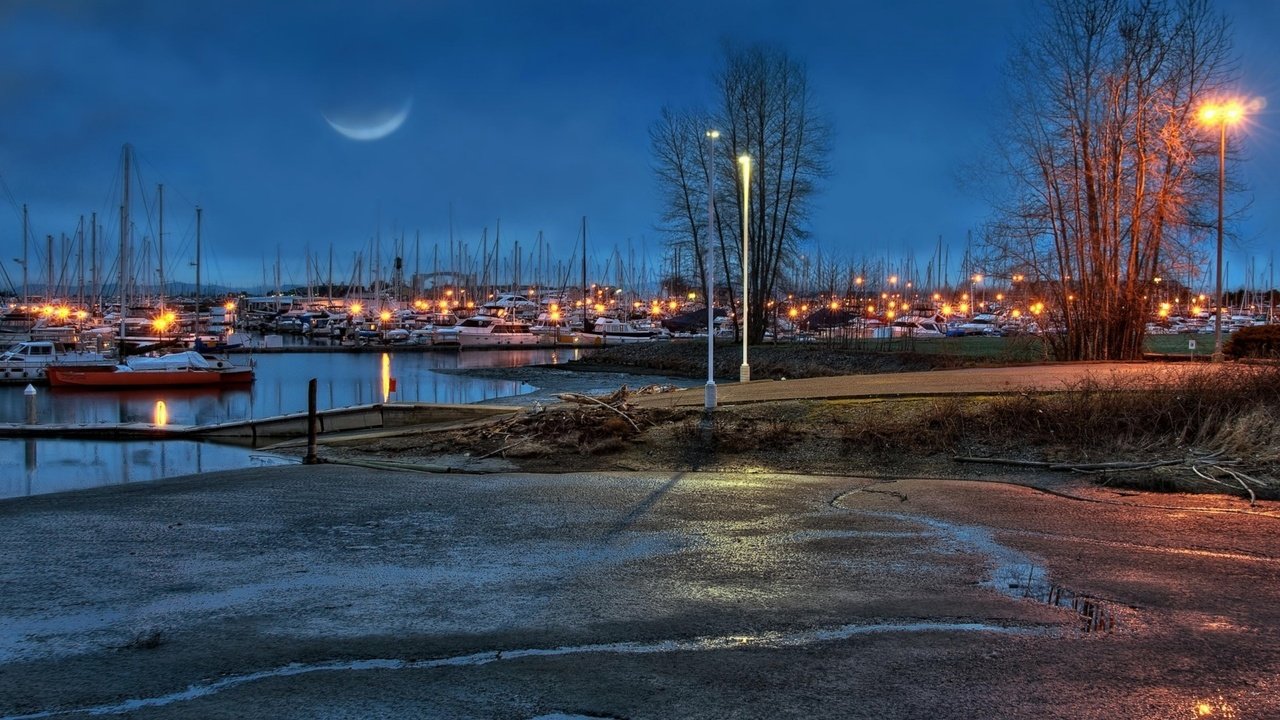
[1224,325,1280,359]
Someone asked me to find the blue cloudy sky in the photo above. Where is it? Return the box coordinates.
[0,0,1276,290]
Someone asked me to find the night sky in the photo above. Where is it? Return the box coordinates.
[1,0,1276,291]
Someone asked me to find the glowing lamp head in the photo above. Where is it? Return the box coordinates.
[224,301,236,312]
[350,302,363,315]
[706,129,720,139]
[379,310,392,322]
[788,308,798,318]
[1199,100,1248,126]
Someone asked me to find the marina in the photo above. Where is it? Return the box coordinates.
[0,347,579,499]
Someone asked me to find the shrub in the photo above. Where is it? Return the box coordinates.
[1224,325,1280,359]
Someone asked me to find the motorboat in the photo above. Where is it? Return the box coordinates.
[579,317,669,345]
[454,315,540,348]
[890,318,947,338]
[0,340,110,383]
[530,314,581,344]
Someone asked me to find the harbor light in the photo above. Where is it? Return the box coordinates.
[379,310,391,323]
[224,300,236,312]
[350,302,363,315]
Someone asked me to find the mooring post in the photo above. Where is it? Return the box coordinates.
[24,384,37,425]
[304,377,319,464]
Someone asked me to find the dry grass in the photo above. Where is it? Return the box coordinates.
[333,364,1280,500]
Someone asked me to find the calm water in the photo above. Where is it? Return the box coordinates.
[0,439,294,499]
[0,348,579,499]
[0,347,579,426]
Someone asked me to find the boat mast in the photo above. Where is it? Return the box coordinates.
[194,206,202,307]
[90,212,98,311]
[157,183,165,310]
[119,144,131,356]
[77,217,85,307]
[20,203,28,306]
[45,235,53,303]
[581,216,588,333]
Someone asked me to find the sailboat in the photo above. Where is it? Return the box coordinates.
[45,350,254,388]
[46,145,254,389]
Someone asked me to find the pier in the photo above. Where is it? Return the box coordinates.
[0,401,519,445]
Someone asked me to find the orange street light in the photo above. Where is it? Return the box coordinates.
[1198,97,1253,361]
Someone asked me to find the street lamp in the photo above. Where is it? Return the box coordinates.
[704,129,719,409]
[738,154,751,383]
[1198,99,1247,362]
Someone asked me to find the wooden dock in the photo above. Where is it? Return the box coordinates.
[0,402,520,445]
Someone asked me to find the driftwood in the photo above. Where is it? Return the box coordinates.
[954,454,1270,506]
[556,392,641,433]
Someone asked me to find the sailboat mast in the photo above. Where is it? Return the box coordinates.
[90,212,98,310]
[77,217,85,307]
[120,144,131,353]
[21,204,28,306]
[157,183,165,309]
[581,216,588,332]
[194,206,202,305]
[45,235,53,303]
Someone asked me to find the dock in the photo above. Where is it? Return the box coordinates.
[0,402,520,445]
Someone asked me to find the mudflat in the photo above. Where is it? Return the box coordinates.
[1,466,1276,719]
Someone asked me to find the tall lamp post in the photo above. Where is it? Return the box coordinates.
[738,154,751,383]
[1198,100,1246,362]
[704,129,720,409]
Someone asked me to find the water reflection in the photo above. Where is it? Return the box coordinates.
[381,352,392,403]
[0,439,294,499]
[0,348,570,426]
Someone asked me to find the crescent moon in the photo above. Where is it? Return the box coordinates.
[323,97,412,141]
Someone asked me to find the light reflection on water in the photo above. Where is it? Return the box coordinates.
[0,439,294,500]
[0,348,577,498]
[0,348,576,426]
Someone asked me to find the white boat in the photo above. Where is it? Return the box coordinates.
[530,314,582,344]
[890,318,947,338]
[479,294,539,319]
[0,340,110,383]
[455,315,541,348]
[579,317,668,345]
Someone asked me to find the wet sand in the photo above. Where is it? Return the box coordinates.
[1,467,1276,719]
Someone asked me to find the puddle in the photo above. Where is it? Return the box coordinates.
[1008,568,1115,633]
[833,494,1116,633]
[0,621,1045,719]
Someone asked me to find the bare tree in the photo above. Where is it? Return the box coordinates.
[650,44,830,342]
[649,107,716,309]
[985,0,1236,360]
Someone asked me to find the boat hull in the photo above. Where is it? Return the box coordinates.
[45,366,254,389]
